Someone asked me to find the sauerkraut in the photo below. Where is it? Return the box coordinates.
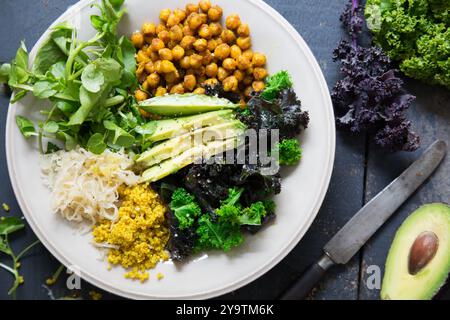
[41,148,139,223]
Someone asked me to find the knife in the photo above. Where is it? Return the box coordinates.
[280,140,447,300]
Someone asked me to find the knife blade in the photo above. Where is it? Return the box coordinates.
[280,140,447,300]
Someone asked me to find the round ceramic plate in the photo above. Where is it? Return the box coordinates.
[6,0,335,299]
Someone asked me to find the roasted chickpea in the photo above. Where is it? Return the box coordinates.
[174,9,187,22]
[160,9,171,22]
[253,67,268,81]
[223,76,239,91]
[208,5,223,22]
[180,56,191,69]
[237,55,251,70]
[144,61,155,74]
[154,60,162,73]
[136,50,150,63]
[223,58,237,71]
[194,38,208,52]
[199,13,208,24]
[198,24,212,39]
[142,22,156,36]
[159,48,173,61]
[214,43,231,60]
[168,25,183,42]
[204,78,219,86]
[246,66,254,76]
[170,83,185,94]
[209,23,222,37]
[221,29,236,44]
[200,50,213,65]
[184,74,197,91]
[186,3,199,14]
[160,60,177,73]
[166,13,180,28]
[205,63,218,78]
[182,25,195,36]
[165,71,180,84]
[149,51,159,62]
[242,49,253,61]
[141,79,150,90]
[131,32,144,48]
[180,35,196,49]
[226,14,241,30]
[252,81,265,92]
[207,39,218,51]
[199,0,212,12]
[151,38,165,51]
[195,66,206,77]
[237,23,250,37]
[237,37,251,50]
[172,45,185,61]
[217,67,229,81]
[135,89,148,102]
[230,45,242,59]
[167,40,178,49]
[155,86,167,96]
[194,87,206,94]
[158,30,170,44]
[156,24,167,34]
[189,54,203,69]
[146,73,161,88]
[234,70,245,82]
[188,13,204,30]
[252,52,266,67]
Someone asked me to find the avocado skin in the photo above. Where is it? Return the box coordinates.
[381,203,450,300]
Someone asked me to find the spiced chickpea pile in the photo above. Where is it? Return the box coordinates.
[131,0,268,103]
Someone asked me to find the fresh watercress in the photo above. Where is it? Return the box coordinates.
[0,0,147,155]
[0,215,40,298]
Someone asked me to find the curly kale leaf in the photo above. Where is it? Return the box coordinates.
[275,138,303,166]
[332,0,419,152]
[365,0,450,88]
[169,188,202,230]
[260,71,293,102]
[195,215,244,252]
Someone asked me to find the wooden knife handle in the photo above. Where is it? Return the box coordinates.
[279,254,334,300]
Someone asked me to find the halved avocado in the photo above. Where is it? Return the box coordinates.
[139,93,238,116]
[381,203,450,300]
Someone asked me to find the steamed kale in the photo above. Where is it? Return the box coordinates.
[332,0,419,152]
[365,0,450,89]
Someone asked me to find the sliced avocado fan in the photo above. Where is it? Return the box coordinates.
[139,93,239,116]
[140,137,243,183]
[145,109,236,143]
[137,120,246,168]
[381,203,450,300]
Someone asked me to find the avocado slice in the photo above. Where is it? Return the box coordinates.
[140,137,242,183]
[146,109,236,142]
[381,203,450,300]
[139,93,238,116]
[137,120,246,168]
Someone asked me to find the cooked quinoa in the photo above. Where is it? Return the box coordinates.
[93,184,169,282]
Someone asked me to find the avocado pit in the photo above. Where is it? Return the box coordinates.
[408,231,439,275]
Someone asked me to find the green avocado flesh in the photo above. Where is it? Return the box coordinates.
[139,93,238,116]
[140,137,242,183]
[381,203,450,300]
[137,120,245,168]
[146,109,236,142]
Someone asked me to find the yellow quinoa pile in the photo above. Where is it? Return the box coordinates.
[92,183,169,282]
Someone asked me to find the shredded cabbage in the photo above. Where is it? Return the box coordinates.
[41,148,139,223]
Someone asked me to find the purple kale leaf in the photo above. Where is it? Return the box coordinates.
[332,0,419,152]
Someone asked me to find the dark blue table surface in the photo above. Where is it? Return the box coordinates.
[0,0,449,300]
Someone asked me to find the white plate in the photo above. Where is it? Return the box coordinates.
[6,0,335,299]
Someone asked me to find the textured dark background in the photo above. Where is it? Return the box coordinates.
[0,0,449,300]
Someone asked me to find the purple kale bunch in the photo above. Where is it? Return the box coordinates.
[331,0,419,152]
